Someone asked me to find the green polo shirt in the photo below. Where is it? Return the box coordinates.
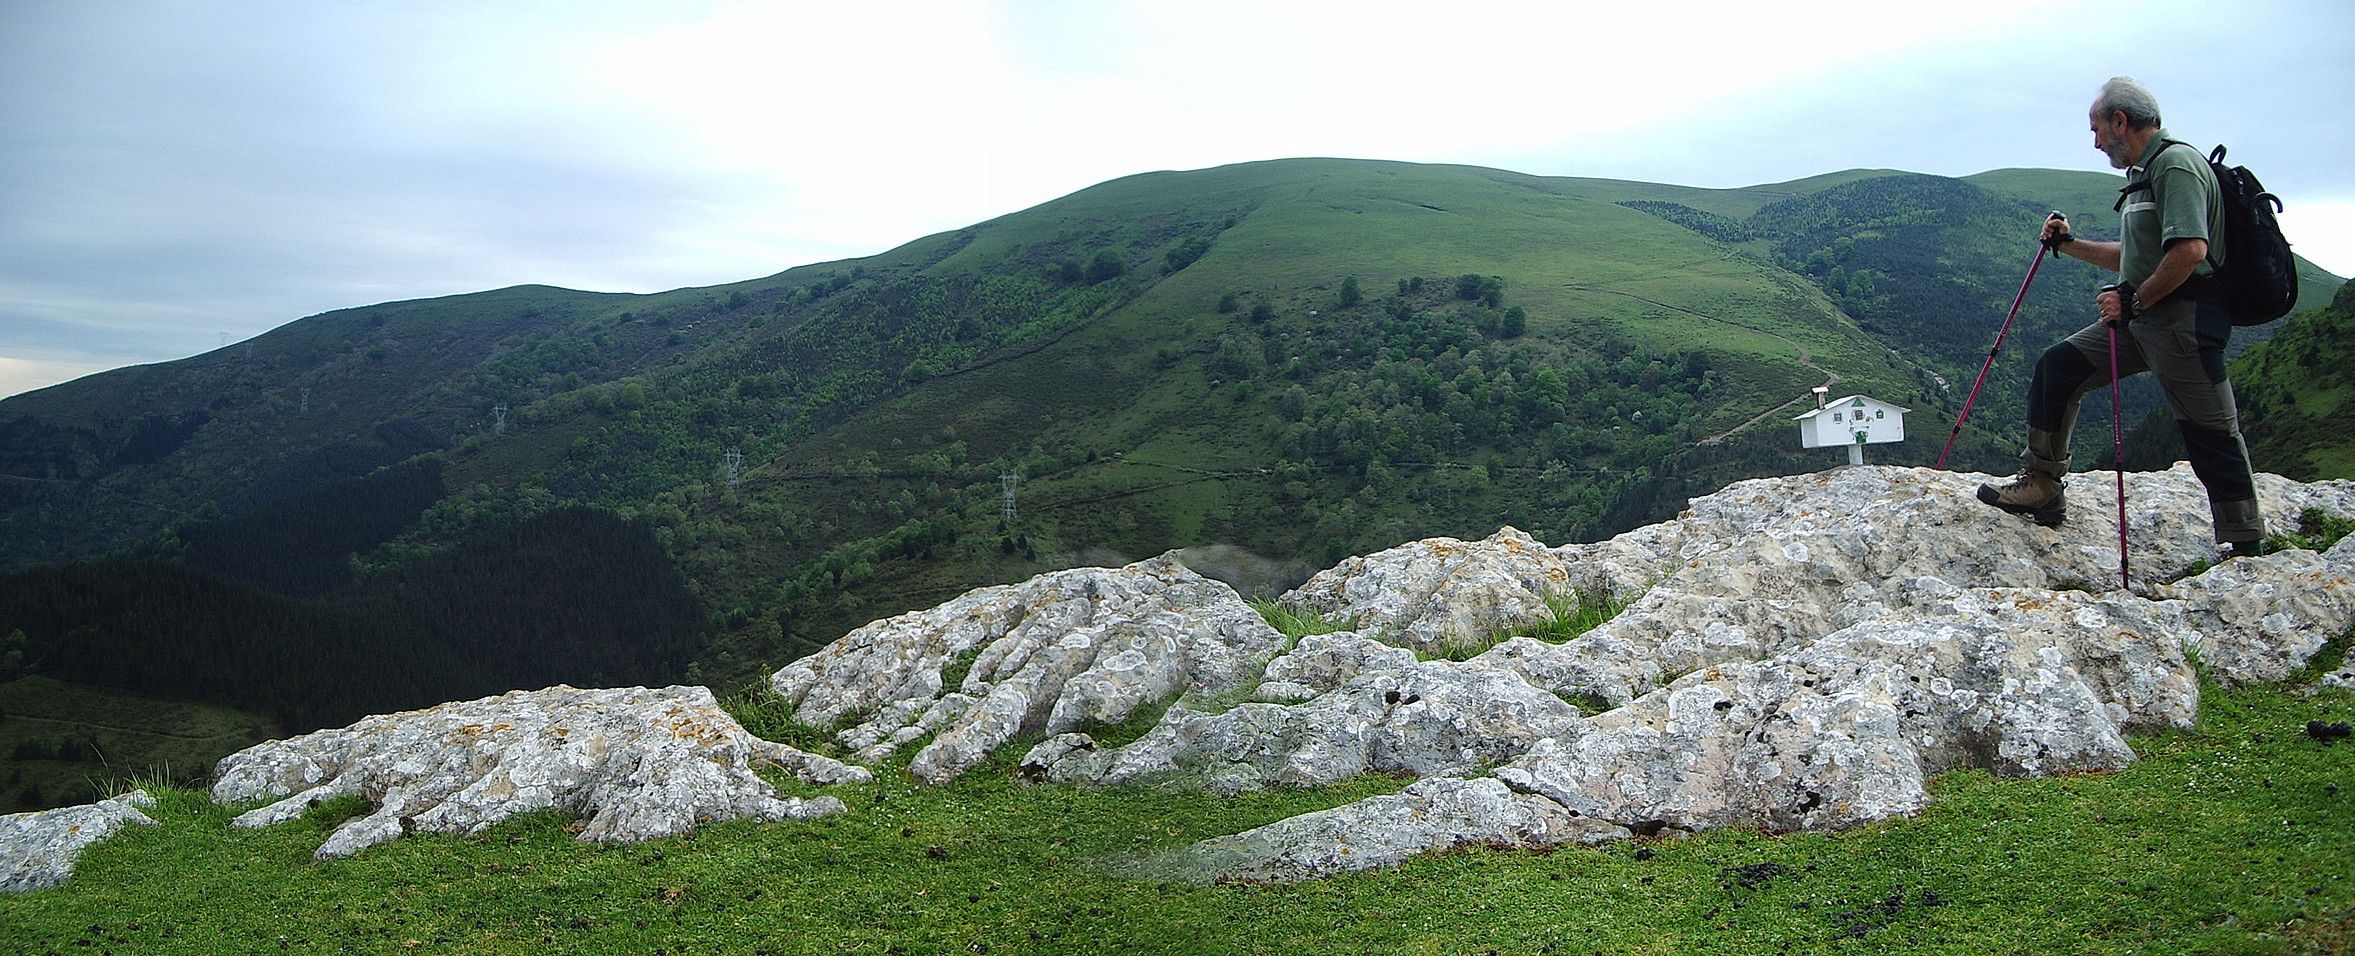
[2118,129,2224,287]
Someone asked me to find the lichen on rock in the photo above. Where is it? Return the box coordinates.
[0,791,156,893]
[770,552,1287,784]
[211,684,863,860]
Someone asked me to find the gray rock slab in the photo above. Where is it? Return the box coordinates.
[213,685,861,859]
[771,553,1287,783]
[1140,776,1628,883]
[0,791,156,893]
[2156,533,2355,684]
[1024,656,1584,792]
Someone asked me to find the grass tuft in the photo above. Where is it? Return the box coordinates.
[1426,589,1634,663]
[1250,600,1349,649]
[715,685,837,756]
[2270,507,2355,554]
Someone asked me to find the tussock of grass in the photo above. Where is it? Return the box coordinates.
[1250,600,1348,648]
[2272,507,2355,554]
[1426,589,1635,663]
[937,646,987,694]
[716,686,837,756]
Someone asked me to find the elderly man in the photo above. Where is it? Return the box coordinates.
[1977,76,2265,559]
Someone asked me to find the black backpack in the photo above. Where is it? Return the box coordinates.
[2116,140,2299,325]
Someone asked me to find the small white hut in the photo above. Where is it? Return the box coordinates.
[1794,390,1909,466]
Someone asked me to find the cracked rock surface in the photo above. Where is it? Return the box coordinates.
[744,466,2353,882]
[771,553,1287,784]
[212,685,863,860]
[0,791,156,893]
[1117,466,2355,881]
[1022,634,1586,792]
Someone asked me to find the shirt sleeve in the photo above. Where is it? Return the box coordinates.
[2155,163,2212,247]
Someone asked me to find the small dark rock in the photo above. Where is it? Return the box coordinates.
[1713,700,1733,712]
[927,845,950,860]
[1634,847,1656,861]
[2305,720,2351,742]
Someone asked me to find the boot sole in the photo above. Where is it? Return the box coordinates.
[1977,485,2065,527]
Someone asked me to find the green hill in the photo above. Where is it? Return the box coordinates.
[0,158,2345,801]
[2221,280,2355,479]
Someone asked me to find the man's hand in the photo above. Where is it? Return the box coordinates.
[2041,212,2071,247]
[2040,212,2075,254]
[2097,282,2137,326]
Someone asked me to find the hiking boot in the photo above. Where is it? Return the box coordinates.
[1977,471,2065,527]
[2221,539,2268,561]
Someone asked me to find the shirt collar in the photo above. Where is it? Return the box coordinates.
[2128,128,2174,175]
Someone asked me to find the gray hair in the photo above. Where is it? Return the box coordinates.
[2092,76,2163,129]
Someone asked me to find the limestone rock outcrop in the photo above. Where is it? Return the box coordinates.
[1303,465,2355,708]
[1142,777,1629,883]
[1021,632,1585,792]
[2154,537,2355,684]
[212,685,862,860]
[1280,527,1633,658]
[1130,466,2355,881]
[0,791,156,893]
[770,553,1287,784]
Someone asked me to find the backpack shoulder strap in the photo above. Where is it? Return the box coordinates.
[2113,140,2198,211]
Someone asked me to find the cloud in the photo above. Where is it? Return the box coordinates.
[1,0,2349,402]
[0,355,119,402]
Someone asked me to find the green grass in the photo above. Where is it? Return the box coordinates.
[4,681,2350,953]
[1251,599,1350,648]
[1424,589,1636,663]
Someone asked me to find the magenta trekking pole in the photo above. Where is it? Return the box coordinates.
[2106,296,2131,591]
[1935,214,2066,470]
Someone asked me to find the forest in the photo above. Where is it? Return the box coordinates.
[0,506,701,733]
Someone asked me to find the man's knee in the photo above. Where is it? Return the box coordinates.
[2027,342,2098,432]
[2035,340,2095,377]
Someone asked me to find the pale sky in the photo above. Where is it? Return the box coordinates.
[4,0,2350,399]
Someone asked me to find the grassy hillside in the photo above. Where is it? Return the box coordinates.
[1,158,2347,798]
[1,675,2347,953]
[0,676,275,814]
[2226,280,2355,479]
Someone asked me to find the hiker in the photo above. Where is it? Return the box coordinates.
[1977,76,2266,559]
